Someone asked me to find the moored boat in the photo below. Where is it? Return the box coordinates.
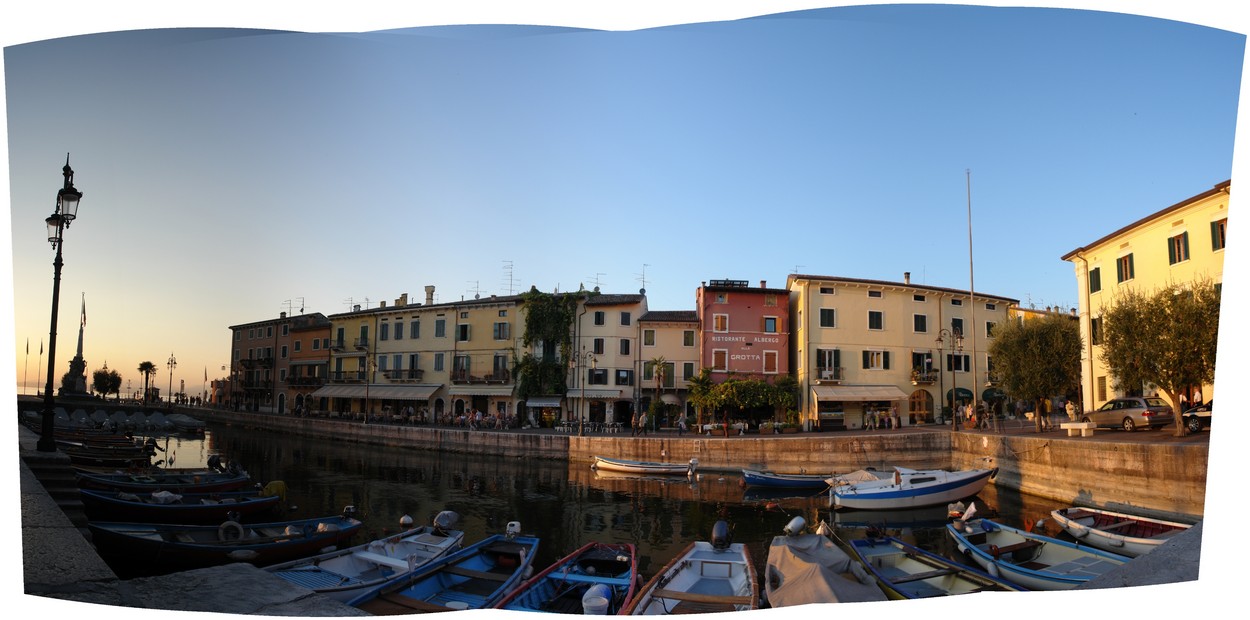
[592,456,698,477]
[946,518,1130,590]
[845,533,1026,598]
[831,466,996,510]
[623,521,758,614]
[764,518,887,606]
[1049,506,1192,557]
[266,511,466,603]
[741,469,832,489]
[87,507,363,573]
[495,541,638,614]
[79,487,281,524]
[347,521,540,614]
[76,468,253,494]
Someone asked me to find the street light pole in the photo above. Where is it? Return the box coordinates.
[578,350,596,436]
[37,156,82,453]
[936,326,963,433]
[167,352,177,407]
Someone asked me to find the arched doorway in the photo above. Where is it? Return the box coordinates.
[909,389,934,424]
[277,393,286,414]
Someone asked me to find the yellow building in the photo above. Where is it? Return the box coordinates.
[787,273,1016,430]
[637,310,700,423]
[1062,180,1228,413]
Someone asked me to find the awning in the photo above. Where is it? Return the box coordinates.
[309,384,441,400]
[525,396,564,408]
[575,389,622,400]
[946,387,975,401]
[288,359,326,366]
[811,385,909,401]
[660,394,682,405]
[982,388,1008,401]
[448,385,515,397]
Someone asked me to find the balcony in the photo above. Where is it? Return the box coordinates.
[911,369,938,385]
[985,371,1001,387]
[330,370,367,383]
[287,376,327,387]
[239,357,274,370]
[383,369,425,382]
[328,339,346,351]
[815,367,844,384]
[353,338,370,350]
[451,369,512,384]
[242,380,273,390]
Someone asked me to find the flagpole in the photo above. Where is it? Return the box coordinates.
[37,340,43,397]
[966,169,979,430]
[24,338,30,397]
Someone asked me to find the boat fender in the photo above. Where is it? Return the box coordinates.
[218,520,245,541]
[986,562,1000,579]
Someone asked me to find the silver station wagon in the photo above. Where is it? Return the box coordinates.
[1082,397,1175,431]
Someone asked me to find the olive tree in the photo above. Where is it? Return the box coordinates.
[92,364,122,400]
[987,313,1082,433]
[1099,278,1220,436]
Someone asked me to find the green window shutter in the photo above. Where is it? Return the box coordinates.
[1211,221,1220,250]
[883,352,890,370]
[1183,231,1190,259]
[1168,237,1176,264]
[1128,254,1135,279]
[862,350,870,369]
[833,349,841,369]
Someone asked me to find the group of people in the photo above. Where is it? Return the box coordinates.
[630,411,649,436]
[865,405,901,430]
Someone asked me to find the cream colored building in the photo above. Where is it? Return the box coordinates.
[1062,180,1228,413]
[571,293,648,427]
[637,310,700,422]
[787,273,1016,430]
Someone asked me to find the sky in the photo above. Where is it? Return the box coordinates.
[4,1,1246,617]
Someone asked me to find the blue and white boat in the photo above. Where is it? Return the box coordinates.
[831,466,996,510]
[494,541,638,613]
[847,534,1026,598]
[347,521,539,614]
[741,469,831,489]
[946,518,1130,590]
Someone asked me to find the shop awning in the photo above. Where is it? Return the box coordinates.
[660,394,682,405]
[811,385,909,401]
[576,389,622,400]
[946,387,976,401]
[448,385,515,397]
[525,396,564,408]
[982,388,1008,401]
[309,384,441,400]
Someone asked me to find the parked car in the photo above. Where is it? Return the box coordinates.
[1182,400,1213,433]
[1081,397,1174,431]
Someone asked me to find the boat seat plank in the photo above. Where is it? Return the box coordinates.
[354,550,409,570]
[556,573,632,586]
[1063,509,1097,520]
[377,593,454,613]
[651,588,754,606]
[1094,521,1134,532]
[443,565,510,581]
[991,540,1042,555]
[889,567,958,584]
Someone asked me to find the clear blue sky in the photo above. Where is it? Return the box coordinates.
[3,1,1246,611]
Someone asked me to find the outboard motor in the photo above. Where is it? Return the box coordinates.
[711,520,732,550]
[343,505,358,519]
[686,458,699,479]
[399,514,414,528]
[783,516,806,536]
[506,521,522,540]
[433,510,461,535]
[207,454,223,472]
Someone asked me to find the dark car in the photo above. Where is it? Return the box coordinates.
[1082,397,1175,431]
[1182,400,1213,433]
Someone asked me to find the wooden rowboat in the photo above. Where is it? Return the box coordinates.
[592,456,698,476]
[1049,506,1192,557]
[76,469,253,494]
[741,469,831,489]
[79,487,281,524]
[623,521,758,614]
[947,518,1129,590]
[495,541,638,614]
[845,534,1026,598]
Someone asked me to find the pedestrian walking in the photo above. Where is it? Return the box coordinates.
[678,416,687,436]
[1065,399,1076,421]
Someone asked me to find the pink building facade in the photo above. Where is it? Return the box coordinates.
[696,279,791,383]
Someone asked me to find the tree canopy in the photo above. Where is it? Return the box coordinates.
[1099,278,1220,435]
[92,365,122,400]
[987,313,1082,432]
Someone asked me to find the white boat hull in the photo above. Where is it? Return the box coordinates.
[947,519,1129,590]
[832,467,995,510]
[593,456,696,476]
[625,540,757,614]
[1049,507,1191,558]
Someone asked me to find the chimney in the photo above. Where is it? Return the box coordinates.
[425,285,436,305]
[379,300,387,308]
[904,272,911,285]
[353,304,361,312]
[280,311,287,319]
[397,293,408,306]
[760,280,766,288]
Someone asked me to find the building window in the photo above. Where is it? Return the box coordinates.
[1212,218,1227,250]
[1168,231,1190,265]
[412,320,420,339]
[986,321,995,338]
[819,308,836,328]
[1089,267,1102,294]
[282,324,289,336]
[312,339,320,351]
[457,324,470,341]
[322,338,330,349]
[378,356,388,372]
[817,349,841,379]
[913,294,925,302]
[1117,253,1135,283]
[868,290,882,298]
[643,329,656,346]
[394,321,404,340]
[620,312,631,326]
[952,318,964,336]
[868,310,884,331]
[619,339,630,355]
[763,316,777,333]
[499,310,507,317]
[763,351,778,373]
[280,345,288,358]
[712,349,728,371]
[1096,375,1107,401]
[683,362,694,380]
[765,294,777,306]
[947,353,970,372]
[1091,316,1103,346]
[713,314,729,332]
[492,322,510,340]
[683,330,695,346]
[862,350,889,370]
[820,286,836,295]
[435,318,446,338]
[235,331,241,341]
[294,340,301,353]
[460,312,469,319]
[593,338,605,355]
[409,353,420,370]
[615,369,634,385]
[715,293,728,304]
[985,303,996,311]
[951,298,963,306]
[380,322,390,341]
[266,326,273,338]
[594,311,605,326]
[913,314,927,333]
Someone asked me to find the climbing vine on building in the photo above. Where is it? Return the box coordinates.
[513,287,587,400]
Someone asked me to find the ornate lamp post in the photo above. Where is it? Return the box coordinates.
[935,326,963,433]
[37,156,83,453]
[576,350,596,436]
[167,352,177,407]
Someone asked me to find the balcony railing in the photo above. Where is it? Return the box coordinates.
[353,338,370,350]
[286,376,327,387]
[815,367,844,383]
[383,369,425,382]
[985,371,1001,386]
[911,369,938,385]
[451,369,512,384]
[328,339,346,351]
[330,370,367,383]
[242,380,273,390]
[239,357,274,370]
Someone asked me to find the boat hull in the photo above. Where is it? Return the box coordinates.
[266,525,466,603]
[833,468,995,510]
[624,540,758,615]
[496,541,637,613]
[946,519,1129,590]
[741,469,830,489]
[76,470,253,494]
[79,488,280,524]
[847,536,1026,599]
[592,456,694,476]
[1049,507,1191,558]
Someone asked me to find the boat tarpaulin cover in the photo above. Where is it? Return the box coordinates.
[764,534,887,606]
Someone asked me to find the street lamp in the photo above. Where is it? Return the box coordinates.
[167,352,177,407]
[37,155,83,453]
[574,350,596,436]
[935,326,963,433]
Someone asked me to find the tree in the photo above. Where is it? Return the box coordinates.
[1099,278,1220,436]
[648,355,667,429]
[92,364,122,400]
[138,360,157,404]
[987,313,1082,433]
[686,367,715,428]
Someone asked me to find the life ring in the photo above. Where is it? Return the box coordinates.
[218,520,245,541]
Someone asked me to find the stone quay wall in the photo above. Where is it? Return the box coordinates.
[194,410,1206,521]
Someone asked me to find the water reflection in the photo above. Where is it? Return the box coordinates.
[145,423,1071,581]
